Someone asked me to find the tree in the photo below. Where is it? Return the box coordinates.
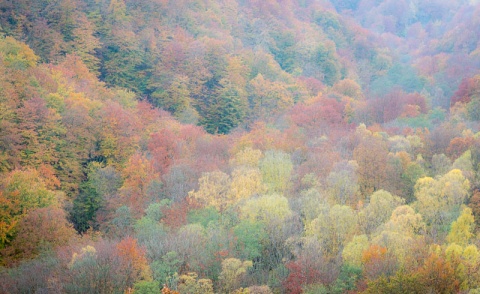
[117,153,159,216]
[419,253,460,294]
[233,220,268,261]
[229,147,263,168]
[1,207,76,265]
[188,171,231,211]
[240,194,292,225]
[0,36,38,69]
[177,272,214,294]
[0,169,58,247]
[362,270,425,294]
[307,205,358,255]
[229,167,266,201]
[116,237,153,285]
[218,258,253,293]
[342,234,370,267]
[362,245,396,281]
[447,207,475,246]
[248,74,293,121]
[259,150,293,194]
[353,134,389,196]
[326,161,359,205]
[201,78,247,134]
[360,190,404,234]
[414,169,470,240]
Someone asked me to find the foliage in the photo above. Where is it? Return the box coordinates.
[1,0,480,293]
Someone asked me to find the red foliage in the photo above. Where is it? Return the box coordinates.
[451,76,480,106]
[148,128,179,174]
[161,198,201,229]
[289,96,347,140]
[368,90,428,123]
[193,135,230,172]
[282,260,321,294]
[447,136,474,160]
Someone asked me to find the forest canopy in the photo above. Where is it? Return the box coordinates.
[1,0,480,293]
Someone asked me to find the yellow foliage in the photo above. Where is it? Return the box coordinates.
[259,150,293,194]
[447,207,475,246]
[308,205,358,255]
[230,147,263,168]
[241,194,292,224]
[229,168,266,201]
[189,171,231,211]
[0,36,38,69]
[342,234,370,267]
[177,272,214,294]
[219,258,253,293]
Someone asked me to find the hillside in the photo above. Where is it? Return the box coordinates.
[1,0,480,293]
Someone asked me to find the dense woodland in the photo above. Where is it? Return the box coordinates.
[1,0,480,293]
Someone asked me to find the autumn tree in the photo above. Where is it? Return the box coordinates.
[259,150,293,194]
[177,272,214,294]
[353,131,389,196]
[188,171,231,211]
[0,169,59,247]
[447,207,475,246]
[219,258,253,293]
[1,207,76,265]
[307,204,358,255]
[414,169,470,240]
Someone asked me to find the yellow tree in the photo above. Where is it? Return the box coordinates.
[414,169,470,239]
[259,150,293,194]
[372,205,425,267]
[177,272,214,294]
[248,74,293,120]
[447,206,475,246]
[240,194,292,225]
[342,234,370,267]
[228,167,266,201]
[218,258,253,293]
[307,205,358,255]
[188,171,231,211]
[229,147,263,168]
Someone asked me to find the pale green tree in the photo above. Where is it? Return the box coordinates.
[240,194,292,224]
[307,205,358,255]
[259,150,293,194]
[360,190,404,234]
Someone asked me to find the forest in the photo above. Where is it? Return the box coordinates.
[1,0,480,293]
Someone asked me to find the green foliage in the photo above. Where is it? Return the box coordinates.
[233,220,268,260]
[133,281,160,294]
[330,264,362,294]
[187,206,220,228]
[314,44,341,86]
[151,252,182,286]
